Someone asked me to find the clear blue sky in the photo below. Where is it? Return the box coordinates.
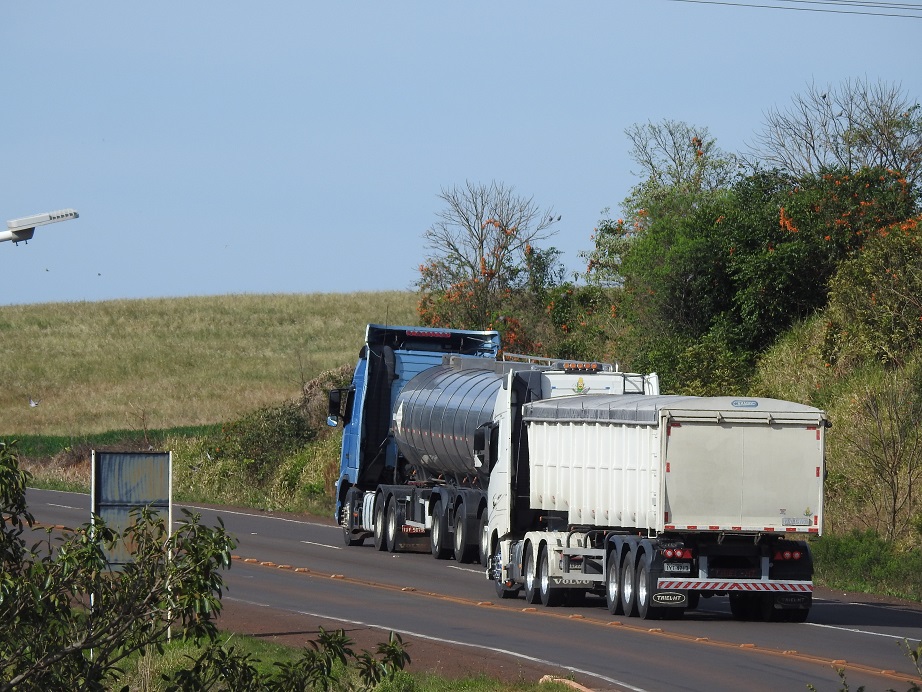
[3,1,920,306]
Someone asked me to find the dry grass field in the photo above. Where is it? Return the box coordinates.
[0,291,417,437]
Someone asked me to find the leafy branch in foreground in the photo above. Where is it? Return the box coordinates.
[0,440,236,691]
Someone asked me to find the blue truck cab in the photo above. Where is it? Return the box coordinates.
[328,324,501,526]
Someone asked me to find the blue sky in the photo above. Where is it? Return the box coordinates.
[2,1,920,306]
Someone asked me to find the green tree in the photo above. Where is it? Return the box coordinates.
[623,119,740,194]
[416,180,566,352]
[0,440,236,691]
[725,167,918,351]
[584,121,740,291]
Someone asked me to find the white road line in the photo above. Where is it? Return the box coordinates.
[448,565,483,574]
[47,503,78,510]
[301,540,342,550]
[813,598,922,616]
[805,622,912,640]
[228,597,649,692]
[31,492,337,530]
[178,503,335,529]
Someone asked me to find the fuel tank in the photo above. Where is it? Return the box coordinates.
[392,364,504,483]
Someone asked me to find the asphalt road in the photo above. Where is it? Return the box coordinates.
[25,488,922,692]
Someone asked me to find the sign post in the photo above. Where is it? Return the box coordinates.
[90,450,172,568]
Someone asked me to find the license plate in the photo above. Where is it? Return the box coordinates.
[663,562,691,573]
[401,526,425,534]
[710,568,759,578]
[782,517,811,526]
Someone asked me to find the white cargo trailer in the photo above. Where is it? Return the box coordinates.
[526,395,824,534]
[487,383,828,622]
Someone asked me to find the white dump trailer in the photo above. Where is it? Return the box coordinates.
[486,383,828,622]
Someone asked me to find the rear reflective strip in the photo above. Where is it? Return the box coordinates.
[657,580,813,592]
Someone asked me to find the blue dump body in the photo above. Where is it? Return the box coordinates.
[333,324,500,519]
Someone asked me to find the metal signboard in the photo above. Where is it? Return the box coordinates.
[91,450,172,568]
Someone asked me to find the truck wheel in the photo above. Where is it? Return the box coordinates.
[635,554,661,620]
[453,501,475,563]
[477,512,490,568]
[605,548,624,615]
[523,543,539,605]
[341,492,365,547]
[341,501,365,547]
[373,496,387,551]
[430,499,450,559]
[620,551,638,617]
[493,545,519,600]
[385,496,400,553]
[538,546,563,607]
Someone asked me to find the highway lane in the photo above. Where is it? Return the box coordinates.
[25,488,922,691]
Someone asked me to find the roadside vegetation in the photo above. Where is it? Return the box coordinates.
[3,441,573,690]
[112,631,571,692]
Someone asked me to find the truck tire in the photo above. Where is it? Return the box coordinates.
[341,490,366,547]
[538,545,563,607]
[477,511,490,568]
[385,496,400,553]
[523,542,539,605]
[430,499,451,559]
[453,501,475,563]
[605,548,624,615]
[493,545,519,600]
[373,496,387,551]
[635,553,663,620]
[620,550,639,617]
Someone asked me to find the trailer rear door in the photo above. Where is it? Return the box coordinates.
[661,408,825,534]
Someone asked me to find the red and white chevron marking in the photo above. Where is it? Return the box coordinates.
[657,579,813,592]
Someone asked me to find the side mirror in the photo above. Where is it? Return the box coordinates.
[473,427,486,468]
[328,389,343,427]
[473,422,496,470]
[328,386,355,427]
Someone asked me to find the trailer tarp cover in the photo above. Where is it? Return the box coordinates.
[523,394,822,425]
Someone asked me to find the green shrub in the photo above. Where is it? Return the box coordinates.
[827,215,922,367]
[220,402,316,482]
[812,530,922,601]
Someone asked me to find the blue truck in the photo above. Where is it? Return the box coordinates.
[328,323,501,560]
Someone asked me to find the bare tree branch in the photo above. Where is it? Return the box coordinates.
[752,78,922,189]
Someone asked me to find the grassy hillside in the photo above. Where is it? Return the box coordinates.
[0,292,417,437]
